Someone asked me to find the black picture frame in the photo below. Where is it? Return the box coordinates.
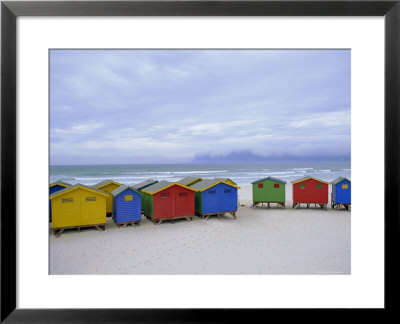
[1,0,399,322]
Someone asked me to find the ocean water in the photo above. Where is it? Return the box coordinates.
[49,162,351,187]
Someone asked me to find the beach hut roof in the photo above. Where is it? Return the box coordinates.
[291,176,329,185]
[93,179,122,189]
[177,176,203,186]
[190,179,240,192]
[49,180,71,188]
[49,183,108,200]
[213,178,238,185]
[331,177,351,185]
[111,184,140,197]
[251,177,287,184]
[110,184,133,197]
[132,179,158,190]
[142,181,196,195]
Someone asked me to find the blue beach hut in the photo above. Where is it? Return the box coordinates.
[190,179,240,220]
[331,177,351,210]
[111,185,142,227]
[49,181,71,222]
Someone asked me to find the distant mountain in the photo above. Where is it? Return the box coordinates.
[192,151,350,164]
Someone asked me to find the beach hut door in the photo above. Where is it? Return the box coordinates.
[80,195,102,225]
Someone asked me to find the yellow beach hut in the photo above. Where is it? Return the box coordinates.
[49,184,108,236]
[93,180,122,215]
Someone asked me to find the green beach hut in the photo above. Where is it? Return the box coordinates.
[132,179,158,211]
[251,177,287,208]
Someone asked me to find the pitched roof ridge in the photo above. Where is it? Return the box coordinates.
[291,175,329,184]
[93,179,121,188]
[49,180,71,187]
[251,176,287,184]
[49,183,108,199]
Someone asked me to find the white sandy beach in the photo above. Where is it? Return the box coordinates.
[49,185,350,275]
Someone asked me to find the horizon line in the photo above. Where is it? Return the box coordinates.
[50,160,351,167]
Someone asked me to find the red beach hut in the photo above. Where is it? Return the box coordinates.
[291,176,329,209]
[142,181,196,224]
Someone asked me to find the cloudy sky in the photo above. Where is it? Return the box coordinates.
[50,49,350,165]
